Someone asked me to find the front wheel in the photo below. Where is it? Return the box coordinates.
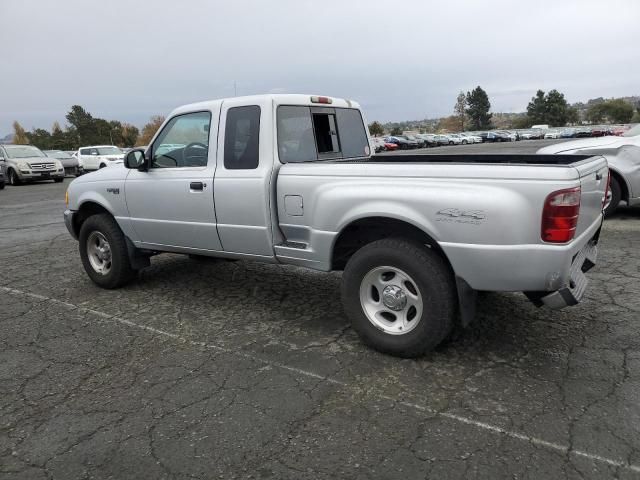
[8,169,21,186]
[341,238,456,358]
[604,176,622,218]
[79,214,136,288]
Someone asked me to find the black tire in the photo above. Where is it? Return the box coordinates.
[79,214,136,289]
[54,178,64,183]
[99,163,106,169]
[0,181,4,190]
[604,176,621,218]
[8,169,21,186]
[341,238,456,358]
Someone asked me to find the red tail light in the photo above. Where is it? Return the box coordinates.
[541,187,581,243]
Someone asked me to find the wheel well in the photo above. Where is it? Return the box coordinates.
[331,217,449,271]
[610,169,628,202]
[73,202,111,237]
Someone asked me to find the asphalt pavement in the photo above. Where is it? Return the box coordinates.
[1,142,640,479]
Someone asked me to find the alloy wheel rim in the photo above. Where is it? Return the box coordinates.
[359,266,423,335]
[87,231,112,275]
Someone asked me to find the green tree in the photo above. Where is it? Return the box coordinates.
[545,89,570,126]
[26,128,52,149]
[368,121,384,136]
[512,115,532,129]
[12,121,29,144]
[466,86,492,130]
[454,91,466,131]
[586,99,634,124]
[65,105,95,145]
[389,127,402,136]
[526,90,547,124]
[566,106,580,125]
[50,121,66,149]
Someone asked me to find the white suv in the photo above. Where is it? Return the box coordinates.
[77,145,124,171]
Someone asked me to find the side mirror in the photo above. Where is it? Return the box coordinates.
[125,149,147,170]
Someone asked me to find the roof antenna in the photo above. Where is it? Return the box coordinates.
[234,81,237,96]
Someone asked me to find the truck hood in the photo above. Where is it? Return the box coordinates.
[71,164,129,184]
[537,136,632,154]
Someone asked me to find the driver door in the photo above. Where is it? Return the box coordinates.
[125,109,223,251]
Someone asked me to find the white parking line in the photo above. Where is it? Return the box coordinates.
[2,285,638,474]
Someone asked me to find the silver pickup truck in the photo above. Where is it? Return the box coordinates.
[64,94,608,357]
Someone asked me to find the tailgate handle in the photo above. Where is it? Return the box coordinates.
[595,172,603,181]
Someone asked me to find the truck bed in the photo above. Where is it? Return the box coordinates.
[342,153,591,165]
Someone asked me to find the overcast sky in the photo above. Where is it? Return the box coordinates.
[1,0,639,134]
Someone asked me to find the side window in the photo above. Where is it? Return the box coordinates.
[80,148,90,155]
[151,111,211,168]
[276,106,369,163]
[277,106,316,163]
[224,106,260,170]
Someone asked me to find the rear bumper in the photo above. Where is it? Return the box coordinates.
[538,238,598,309]
[440,216,603,293]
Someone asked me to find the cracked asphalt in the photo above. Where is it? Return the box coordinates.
[1,142,640,479]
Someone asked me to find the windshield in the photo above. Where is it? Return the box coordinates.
[4,145,46,158]
[622,124,640,137]
[97,147,122,155]
[45,150,72,159]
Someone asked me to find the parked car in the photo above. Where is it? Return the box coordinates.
[397,135,420,148]
[433,134,451,146]
[611,126,630,136]
[76,145,124,171]
[590,127,607,137]
[404,134,427,148]
[484,131,511,142]
[459,133,482,144]
[44,150,83,176]
[544,130,562,139]
[0,157,5,189]
[383,141,399,151]
[575,128,592,138]
[538,123,640,216]
[560,128,577,138]
[63,93,608,358]
[529,129,545,140]
[0,145,65,185]
[385,136,417,150]
[370,137,386,153]
[446,134,464,145]
[417,133,437,147]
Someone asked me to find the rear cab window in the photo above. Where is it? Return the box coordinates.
[277,105,369,163]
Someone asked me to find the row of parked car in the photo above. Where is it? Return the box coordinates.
[371,125,632,152]
[0,144,127,186]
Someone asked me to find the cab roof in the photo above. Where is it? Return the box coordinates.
[171,94,361,116]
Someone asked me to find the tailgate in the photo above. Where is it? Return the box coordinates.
[573,155,608,237]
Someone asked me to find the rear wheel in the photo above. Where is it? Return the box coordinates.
[79,214,136,288]
[99,163,106,169]
[0,181,4,190]
[341,238,456,358]
[604,176,622,218]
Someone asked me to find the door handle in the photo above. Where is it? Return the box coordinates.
[190,181,204,191]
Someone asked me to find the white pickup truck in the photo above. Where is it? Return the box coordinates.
[64,94,608,357]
